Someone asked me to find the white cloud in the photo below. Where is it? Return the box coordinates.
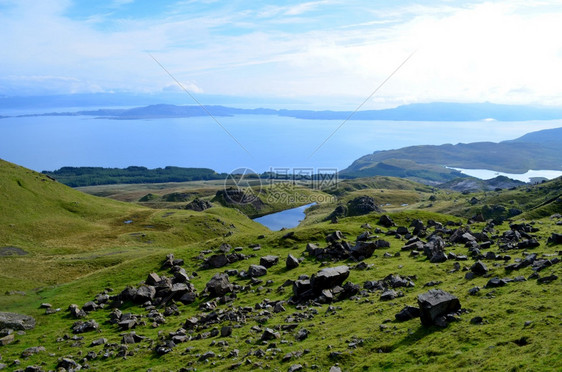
[0,0,561,108]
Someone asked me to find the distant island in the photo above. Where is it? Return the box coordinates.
[6,102,562,121]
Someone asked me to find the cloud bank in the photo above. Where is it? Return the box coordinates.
[1,0,561,108]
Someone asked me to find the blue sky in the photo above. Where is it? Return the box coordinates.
[1,0,562,108]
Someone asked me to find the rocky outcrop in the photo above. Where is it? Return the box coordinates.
[185,198,212,211]
[347,196,383,216]
[0,312,36,330]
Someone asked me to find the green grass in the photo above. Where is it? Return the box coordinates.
[1,213,560,371]
[0,159,561,371]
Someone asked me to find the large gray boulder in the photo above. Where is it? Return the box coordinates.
[247,264,267,278]
[134,285,156,304]
[311,266,350,292]
[417,289,461,326]
[423,236,447,263]
[0,312,36,330]
[548,233,562,245]
[292,279,312,297]
[350,241,377,259]
[379,214,395,227]
[470,261,488,276]
[205,254,229,268]
[286,254,300,269]
[205,273,233,297]
[260,255,279,268]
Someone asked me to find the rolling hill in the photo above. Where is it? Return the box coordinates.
[341,127,562,181]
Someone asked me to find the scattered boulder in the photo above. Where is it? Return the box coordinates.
[134,285,156,304]
[395,306,421,321]
[417,289,461,327]
[518,238,540,249]
[72,319,99,334]
[379,215,395,227]
[288,364,303,372]
[470,316,484,325]
[310,266,350,292]
[423,236,447,263]
[221,326,232,337]
[350,241,377,259]
[537,274,558,284]
[121,332,144,344]
[261,328,280,341]
[247,264,268,278]
[21,346,46,358]
[326,231,345,243]
[470,261,488,276]
[485,277,508,288]
[205,273,233,297]
[292,280,312,298]
[548,233,562,245]
[468,287,481,295]
[57,358,81,371]
[286,254,300,269]
[204,254,229,269]
[260,255,279,268]
[0,333,15,346]
[145,273,161,286]
[155,340,176,355]
[295,328,309,341]
[380,289,398,301]
[396,226,409,235]
[90,338,107,347]
[0,312,36,330]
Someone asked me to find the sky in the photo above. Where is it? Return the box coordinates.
[1,0,562,109]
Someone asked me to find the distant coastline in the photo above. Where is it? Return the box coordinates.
[4,101,562,122]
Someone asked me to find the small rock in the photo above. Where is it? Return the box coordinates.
[295,328,309,341]
[470,316,484,324]
[221,326,232,337]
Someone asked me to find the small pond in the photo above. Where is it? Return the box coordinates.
[253,203,316,230]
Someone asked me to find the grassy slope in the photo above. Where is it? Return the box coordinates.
[0,159,267,292]
[0,161,560,371]
[1,212,560,371]
[432,177,562,220]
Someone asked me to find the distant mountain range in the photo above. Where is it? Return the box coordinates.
[5,102,562,121]
[340,127,562,183]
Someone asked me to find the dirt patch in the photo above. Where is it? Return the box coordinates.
[0,246,29,256]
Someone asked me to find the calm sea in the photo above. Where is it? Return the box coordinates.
[1,113,561,174]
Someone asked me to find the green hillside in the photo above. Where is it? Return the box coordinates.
[0,160,560,372]
[0,159,267,291]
